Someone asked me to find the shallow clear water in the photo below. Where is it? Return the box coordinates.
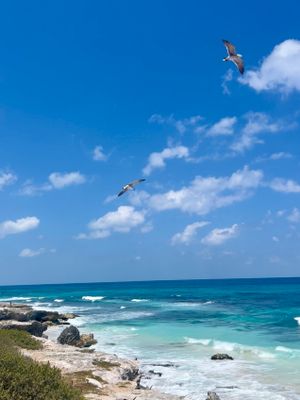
[1,278,300,399]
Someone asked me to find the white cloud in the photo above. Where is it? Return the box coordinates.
[78,206,146,239]
[221,69,233,95]
[19,248,45,258]
[231,112,283,153]
[269,178,300,193]
[272,236,279,242]
[240,39,300,94]
[270,152,292,160]
[148,166,263,215]
[143,145,189,176]
[207,117,237,137]
[0,171,17,190]
[92,145,108,162]
[255,152,293,163]
[49,172,86,189]
[287,208,300,223]
[201,224,239,246]
[20,171,86,195]
[171,221,209,245]
[148,114,202,134]
[0,217,40,239]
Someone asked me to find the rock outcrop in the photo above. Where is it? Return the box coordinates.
[58,325,81,345]
[76,333,97,348]
[0,304,76,326]
[57,325,97,348]
[206,392,221,400]
[0,320,46,337]
[211,353,234,360]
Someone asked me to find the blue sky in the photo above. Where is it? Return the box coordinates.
[1,1,300,285]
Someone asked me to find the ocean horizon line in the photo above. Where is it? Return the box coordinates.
[1,275,300,289]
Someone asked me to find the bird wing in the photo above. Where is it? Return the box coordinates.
[117,189,127,197]
[130,178,146,187]
[231,56,244,74]
[223,40,236,56]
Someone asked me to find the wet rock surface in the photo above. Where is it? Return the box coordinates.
[211,353,234,360]
[206,391,221,400]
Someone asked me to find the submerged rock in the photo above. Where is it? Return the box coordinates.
[206,392,221,400]
[211,353,233,360]
[57,325,80,345]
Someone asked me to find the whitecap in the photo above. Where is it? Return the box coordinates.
[294,316,300,325]
[120,306,126,309]
[54,299,64,303]
[131,299,149,302]
[185,337,212,346]
[0,296,32,301]
[82,296,105,302]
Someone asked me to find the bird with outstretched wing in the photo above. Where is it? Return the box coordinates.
[117,179,146,197]
[222,39,244,74]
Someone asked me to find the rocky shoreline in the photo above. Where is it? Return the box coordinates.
[0,302,226,400]
[0,302,182,400]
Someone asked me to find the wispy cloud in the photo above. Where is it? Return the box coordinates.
[231,112,285,153]
[207,116,237,137]
[287,208,300,223]
[255,152,293,163]
[148,166,263,215]
[240,39,300,94]
[77,206,146,239]
[0,171,17,190]
[171,221,210,245]
[143,145,190,176]
[92,145,108,162]
[0,217,40,239]
[20,171,86,196]
[19,248,45,258]
[269,178,300,193]
[201,224,239,246]
[148,114,202,134]
[221,69,233,95]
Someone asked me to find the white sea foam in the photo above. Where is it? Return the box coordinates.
[82,296,105,302]
[185,337,212,346]
[184,337,276,359]
[131,299,149,302]
[0,296,33,301]
[54,299,64,303]
[120,306,126,309]
[276,346,294,353]
[174,301,213,308]
[294,316,300,325]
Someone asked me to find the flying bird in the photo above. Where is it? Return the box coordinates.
[222,39,244,74]
[117,179,146,197]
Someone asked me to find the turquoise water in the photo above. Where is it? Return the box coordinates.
[1,278,300,399]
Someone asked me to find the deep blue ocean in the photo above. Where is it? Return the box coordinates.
[1,278,300,399]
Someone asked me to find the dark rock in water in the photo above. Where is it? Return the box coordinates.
[206,392,221,400]
[57,325,80,345]
[149,363,176,368]
[60,313,78,320]
[76,333,97,348]
[0,320,46,337]
[211,353,233,360]
[148,370,162,377]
